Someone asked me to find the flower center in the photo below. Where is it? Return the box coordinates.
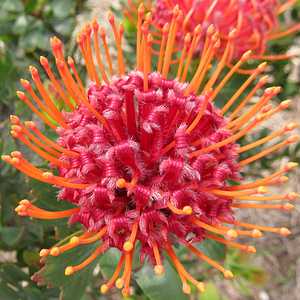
[57,71,240,249]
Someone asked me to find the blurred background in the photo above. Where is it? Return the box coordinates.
[0,0,300,299]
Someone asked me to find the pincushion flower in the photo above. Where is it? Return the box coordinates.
[2,7,299,297]
[125,0,300,64]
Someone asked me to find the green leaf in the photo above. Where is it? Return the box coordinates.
[99,248,121,278]
[136,259,189,300]
[0,226,25,247]
[0,282,20,300]
[197,239,226,261]
[51,0,76,19]
[2,0,24,13]
[0,263,30,284]
[199,282,221,300]
[39,242,99,300]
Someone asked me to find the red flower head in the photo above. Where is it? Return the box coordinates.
[2,7,299,297]
[125,0,300,63]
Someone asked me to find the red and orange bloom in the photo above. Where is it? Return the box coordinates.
[125,0,300,64]
[2,7,299,297]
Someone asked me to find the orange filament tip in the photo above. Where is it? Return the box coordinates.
[1,155,11,162]
[24,121,36,129]
[50,247,60,256]
[39,249,50,257]
[207,24,215,35]
[100,284,109,294]
[280,100,292,109]
[285,122,299,131]
[279,228,291,236]
[116,178,127,189]
[283,203,294,211]
[11,151,23,158]
[20,79,30,89]
[65,266,74,276]
[224,270,234,279]
[182,283,191,295]
[257,186,268,194]
[252,229,263,238]
[19,199,31,206]
[279,176,289,183]
[122,287,131,297]
[39,56,48,66]
[154,265,165,275]
[286,192,299,200]
[183,206,193,215]
[108,12,115,24]
[242,50,253,61]
[287,135,300,143]
[42,172,54,179]
[247,246,256,253]
[11,157,20,165]
[10,115,20,124]
[67,56,74,66]
[29,66,39,79]
[70,236,80,245]
[115,278,124,289]
[226,229,238,239]
[286,162,298,170]
[123,241,134,252]
[197,282,205,293]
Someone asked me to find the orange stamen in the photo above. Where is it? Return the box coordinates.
[210,50,253,101]
[176,33,191,79]
[99,27,113,75]
[92,20,109,83]
[100,254,125,294]
[226,162,298,191]
[181,24,202,82]
[167,201,193,215]
[203,29,236,93]
[227,87,282,130]
[152,241,164,275]
[24,120,79,157]
[29,66,68,127]
[268,23,300,40]
[238,122,298,153]
[123,222,139,252]
[121,252,134,297]
[11,130,68,168]
[232,203,294,211]
[190,217,238,239]
[185,242,233,279]
[239,135,299,166]
[16,91,57,130]
[65,242,108,276]
[225,220,292,237]
[166,243,205,293]
[162,6,181,78]
[108,13,125,76]
[67,56,86,95]
[221,62,268,114]
[228,75,269,121]
[205,233,256,253]
[39,56,75,110]
[11,124,60,157]
[137,4,145,70]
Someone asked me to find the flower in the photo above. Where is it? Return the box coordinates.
[2,7,299,297]
[125,0,300,63]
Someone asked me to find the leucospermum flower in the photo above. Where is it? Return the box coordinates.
[125,0,300,63]
[2,7,299,297]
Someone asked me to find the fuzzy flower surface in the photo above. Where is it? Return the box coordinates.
[3,6,299,297]
[125,0,300,63]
